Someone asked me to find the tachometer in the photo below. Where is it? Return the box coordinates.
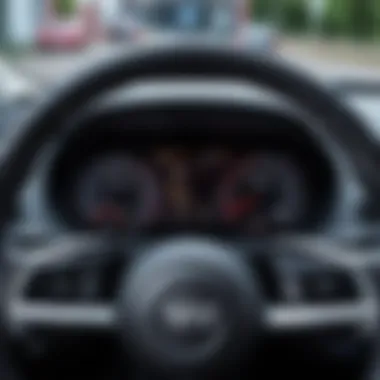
[217,153,309,231]
[73,154,161,229]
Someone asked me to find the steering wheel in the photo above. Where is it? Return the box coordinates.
[0,44,380,380]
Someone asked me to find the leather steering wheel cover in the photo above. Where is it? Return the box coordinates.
[0,43,377,223]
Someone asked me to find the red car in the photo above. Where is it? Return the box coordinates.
[36,19,89,50]
[36,2,103,51]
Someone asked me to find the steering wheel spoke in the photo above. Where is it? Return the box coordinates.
[264,300,377,332]
[5,233,119,270]
[262,234,380,333]
[2,233,126,334]
[8,301,117,330]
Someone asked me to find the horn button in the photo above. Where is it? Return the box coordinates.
[118,238,262,371]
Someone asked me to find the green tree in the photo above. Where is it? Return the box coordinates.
[322,0,349,37]
[319,0,376,39]
[252,0,274,22]
[55,0,78,17]
[348,0,374,39]
[0,0,6,48]
[281,0,308,33]
[374,0,380,39]
[252,0,379,40]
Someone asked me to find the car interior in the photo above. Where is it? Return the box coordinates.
[1,44,380,380]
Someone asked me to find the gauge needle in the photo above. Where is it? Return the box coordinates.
[225,196,258,220]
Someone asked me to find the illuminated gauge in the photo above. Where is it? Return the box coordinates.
[74,154,161,229]
[217,153,309,229]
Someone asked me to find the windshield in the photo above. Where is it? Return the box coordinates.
[1,0,380,138]
[137,0,236,33]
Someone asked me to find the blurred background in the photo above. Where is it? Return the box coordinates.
[0,0,379,85]
[1,0,380,128]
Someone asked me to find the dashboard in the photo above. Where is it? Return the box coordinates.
[41,104,337,237]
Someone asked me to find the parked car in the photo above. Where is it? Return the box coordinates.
[36,19,89,51]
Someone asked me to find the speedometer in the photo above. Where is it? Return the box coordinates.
[217,153,309,231]
[73,154,161,229]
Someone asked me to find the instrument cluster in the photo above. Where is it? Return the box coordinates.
[52,145,326,235]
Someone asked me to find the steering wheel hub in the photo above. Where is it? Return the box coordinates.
[151,282,229,347]
[118,237,262,371]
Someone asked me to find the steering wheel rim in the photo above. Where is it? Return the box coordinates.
[0,43,379,224]
[0,43,379,379]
